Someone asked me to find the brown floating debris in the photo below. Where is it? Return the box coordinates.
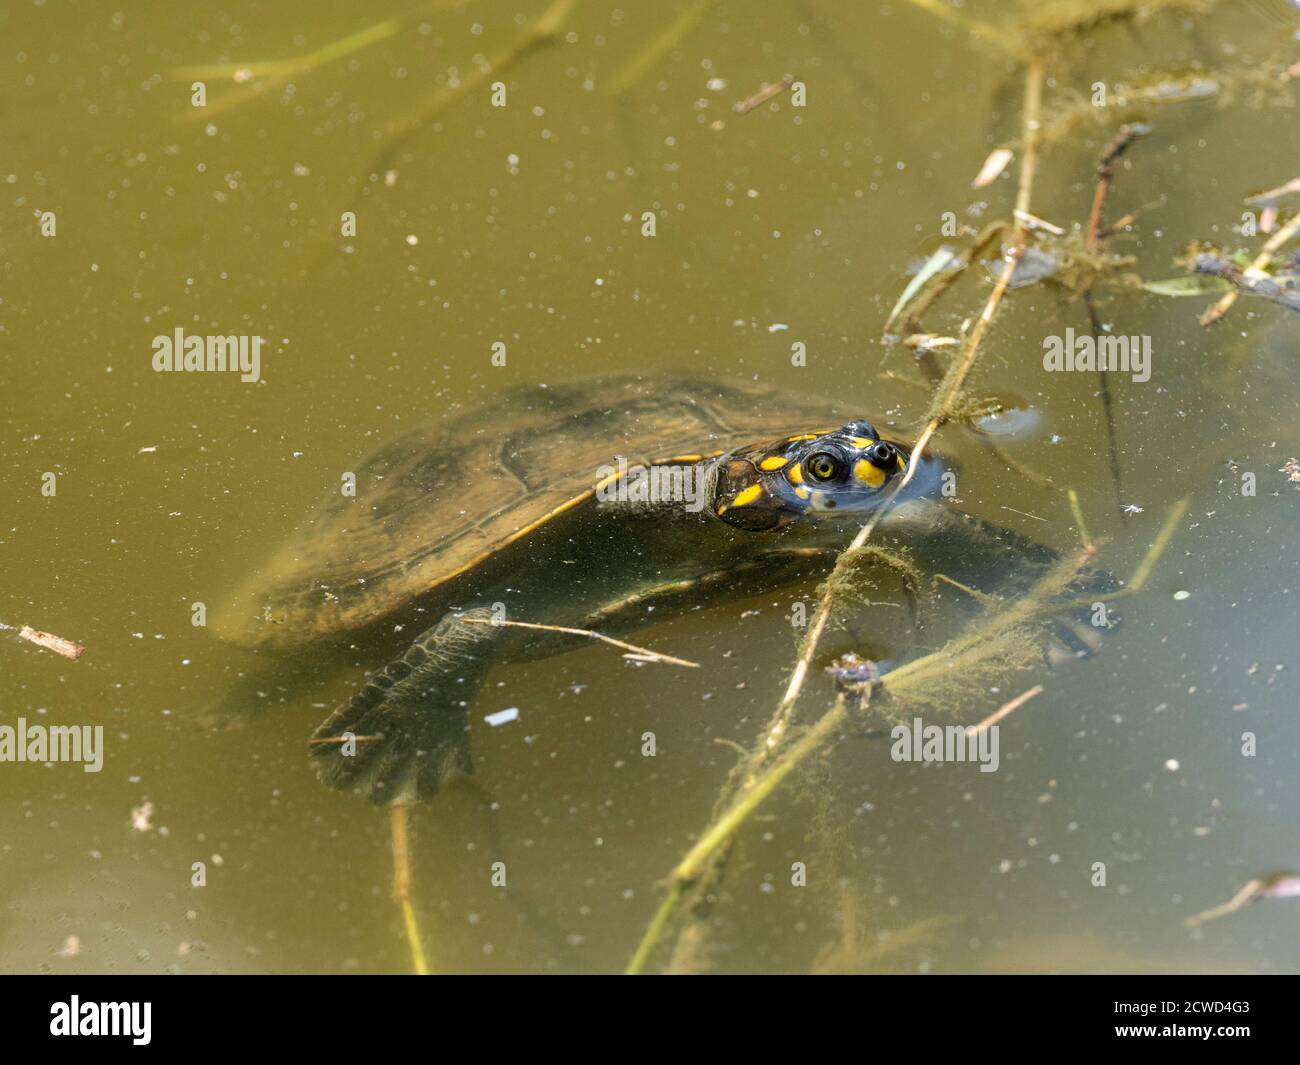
[972,148,1013,188]
[17,625,85,661]
[733,74,794,115]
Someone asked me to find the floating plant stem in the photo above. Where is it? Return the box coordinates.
[902,0,1025,59]
[375,0,576,168]
[1067,488,1094,551]
[607,0,718,96]
[1125,494,1192,593]
[625,883,687,975]
[172,17,403,82]
[173,17,406,121]
[391,804,430,975]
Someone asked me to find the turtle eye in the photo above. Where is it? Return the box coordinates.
[807,451,843,482]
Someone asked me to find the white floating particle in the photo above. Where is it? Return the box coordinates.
[484,707,520,727]
[130,801,155,832]
[767,322,789,333]
[1173,590,1191,601]
[405,234,418,246]
[1164,758,1181,772]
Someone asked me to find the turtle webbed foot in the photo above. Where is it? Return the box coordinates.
[309,607,503,805]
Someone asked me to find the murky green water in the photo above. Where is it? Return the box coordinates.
[3,1,1299,974]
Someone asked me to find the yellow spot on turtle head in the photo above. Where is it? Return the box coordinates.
[730,483,765,508]
[785,433,819,443]
[849,436,877,449]
[794,486,811,500]
[853,458,887,488]
[787,463,804,484]
[759,455,788,471]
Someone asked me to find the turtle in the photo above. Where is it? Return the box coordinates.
[214,374,1093,806]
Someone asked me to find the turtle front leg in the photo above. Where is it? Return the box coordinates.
[309,606,513,805]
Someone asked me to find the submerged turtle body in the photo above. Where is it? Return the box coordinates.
[219,374,1067,806]
[219,375,877,650]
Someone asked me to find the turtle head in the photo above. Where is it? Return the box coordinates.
[710,421,911,531]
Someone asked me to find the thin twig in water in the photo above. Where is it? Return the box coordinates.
[934,573,1000,609]
[733,75,795,115]
[460,616,700,668]
[965,685,1043,736]
[1082,124,1149,521]
[1086,124,1150,252]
